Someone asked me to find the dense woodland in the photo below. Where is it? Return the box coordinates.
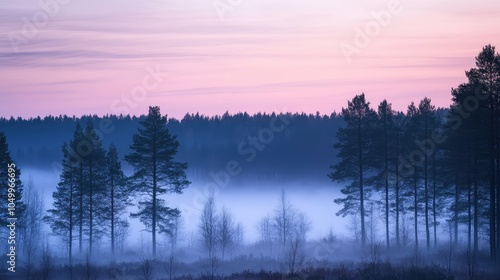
[0,45,499,279]
[0,110,343,182]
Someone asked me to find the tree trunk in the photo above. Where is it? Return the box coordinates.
[424,116,430,251]
[69,175,74,264]
[468,180,472,252]
[414,166,418,249]
[473,154,479,256]
[89,158,93,256]
[496,105,500,265]
[111,176,115,255]
[396,133,400,248]
[359,118,366,248]
[384,113,390,248]
[79,162,83,254]
[152,128,157,257]
[489,96,496,263]
[432,152,437,248]
[454,176,459,246]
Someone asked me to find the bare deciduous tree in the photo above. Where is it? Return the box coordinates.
[273,190,297,248]
[218,207,236,262]
[285,212,310,275]
[199,194,219,279]
[257,215,273,255]
[20,178,44,279]
[262,191,311,275]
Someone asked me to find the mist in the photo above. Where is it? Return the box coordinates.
[21,167,346,245]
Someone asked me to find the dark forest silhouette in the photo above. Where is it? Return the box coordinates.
[0,111,343,183]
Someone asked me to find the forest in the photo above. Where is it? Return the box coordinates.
[0,45,500,279]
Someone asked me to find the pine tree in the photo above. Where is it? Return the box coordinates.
[0,132,25,236]
[125,106,190,257]
[69,123,86,254]
[45,142,78,263]
[104,144,130,255]
[402,102,422,249]
[429,116,446,249]
[330,93,376,247]
[392,113,406,248]
[369,100,396,248]
[47,122,108,257]
[444,44,500,262]
[81,120,107,256]
[467,45,500,263]
[417,98,437,251]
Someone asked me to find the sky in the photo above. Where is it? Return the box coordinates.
[1,0,500,119]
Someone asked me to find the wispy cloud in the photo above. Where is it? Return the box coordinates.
[0,0,499,118]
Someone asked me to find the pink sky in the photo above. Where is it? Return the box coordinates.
[1,0,500,119]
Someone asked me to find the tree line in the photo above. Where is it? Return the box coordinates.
[0,111,342,182]
[330,44,500,264]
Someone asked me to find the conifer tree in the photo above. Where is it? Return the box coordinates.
[45,142,78,263]
[0,132,25,236]
[126,106,190,257]
[330,93,376,247]
[104,144,130,255]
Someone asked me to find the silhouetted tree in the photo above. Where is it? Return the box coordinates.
[104,144,130,255]
[417,97,438,251]
[330,93,376,247]
[369,100,396,248]
[392,113,406,248]
[125,106,190,257]
[0,131,25,230]
[70,123,86,254]
[45,142,78,263]
[444,44,500,262]
[81,120,107,256]
[402,101,423,250]
[465,45,500,263]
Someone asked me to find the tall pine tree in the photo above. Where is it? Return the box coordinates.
[330,93,376,247]
[369,100,396,248]
[126,106,190,257]
[105,144,130,255]
[45,142,78,263]
[81,120,107,256]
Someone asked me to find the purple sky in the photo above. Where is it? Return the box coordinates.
[1,0,500,119]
